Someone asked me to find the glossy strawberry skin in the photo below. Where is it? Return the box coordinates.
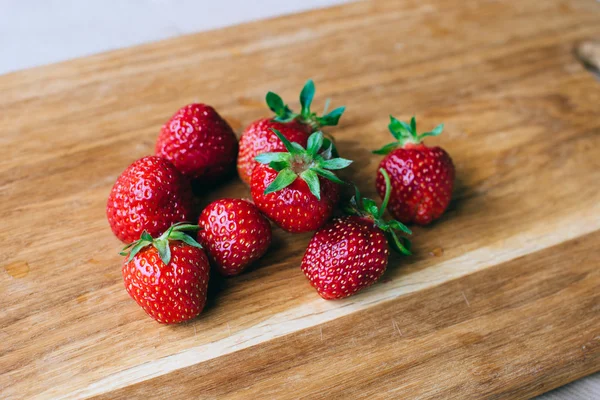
[198,199,272,276]
[122,242,209,324]
[250,164,340,233]
[107,156,194,243]
[377,144,455,225]
[301,216,389,300]
[156,103,238,183]
[237,119,312,185]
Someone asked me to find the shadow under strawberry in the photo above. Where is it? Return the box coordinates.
[191,168,240,198]
[334,138,377,193]
[203,269,228,311]
[435,172,468,223]
[168,271,227,327]
[237,228,313,280]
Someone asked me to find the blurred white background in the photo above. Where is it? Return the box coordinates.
[1,0,598,398]
[0,0,350,74]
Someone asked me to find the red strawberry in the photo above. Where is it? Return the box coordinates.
[301,170,411,300]
[107,156,194,243]
[237,80,345,185]
[374,116,455,225]
[156,103,238,183]
[120,223,209,324]
[198,198,272,276]
[238,119,311,185]
[251,130,352,233]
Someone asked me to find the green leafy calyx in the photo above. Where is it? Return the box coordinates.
[254,129,352,200]
[373,116,444,155]
[346,169,412,255]
[265,79,346,130]
[119,222,202,265]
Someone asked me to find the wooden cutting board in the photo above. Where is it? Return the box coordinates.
[2,0,600,398]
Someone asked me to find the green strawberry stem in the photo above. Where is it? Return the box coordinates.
[254,129,352,200]
[265,79,346,131]
[120,222,203,265]
[378,166,392,219]
[346,169,412,255]
[373,115,445,155]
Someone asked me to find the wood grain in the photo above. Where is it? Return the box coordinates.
[577,40,600,72]
[1,0,600,398]
[98,231,600,399]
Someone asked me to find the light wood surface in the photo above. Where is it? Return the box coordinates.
[100,231,600,399]
[1,0,600,398]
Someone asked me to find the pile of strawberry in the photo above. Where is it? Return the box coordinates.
[106,80,455,324]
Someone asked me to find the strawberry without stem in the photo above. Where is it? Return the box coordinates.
[374,116,455,225]
[251,130,352,233]
[301,169,412,300]
[237,80,345,185]
[120,223,209,324]
[156,103,238,183]
[198,199,272,276]
[106,156,194,243]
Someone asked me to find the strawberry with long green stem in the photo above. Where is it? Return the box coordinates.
[301,169,412,300]
[374,116,455,225]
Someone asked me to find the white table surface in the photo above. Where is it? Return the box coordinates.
[1,1,597,398]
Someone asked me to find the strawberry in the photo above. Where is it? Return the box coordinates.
[237,80,345,185]
[301,169,412,300]
[106,156,194,243]
[251,130,352,233]
[120,223,209,324]
[155,103,238,183]
[198,198,272,276]
[373,116,455,225]
[238,119,311,185]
